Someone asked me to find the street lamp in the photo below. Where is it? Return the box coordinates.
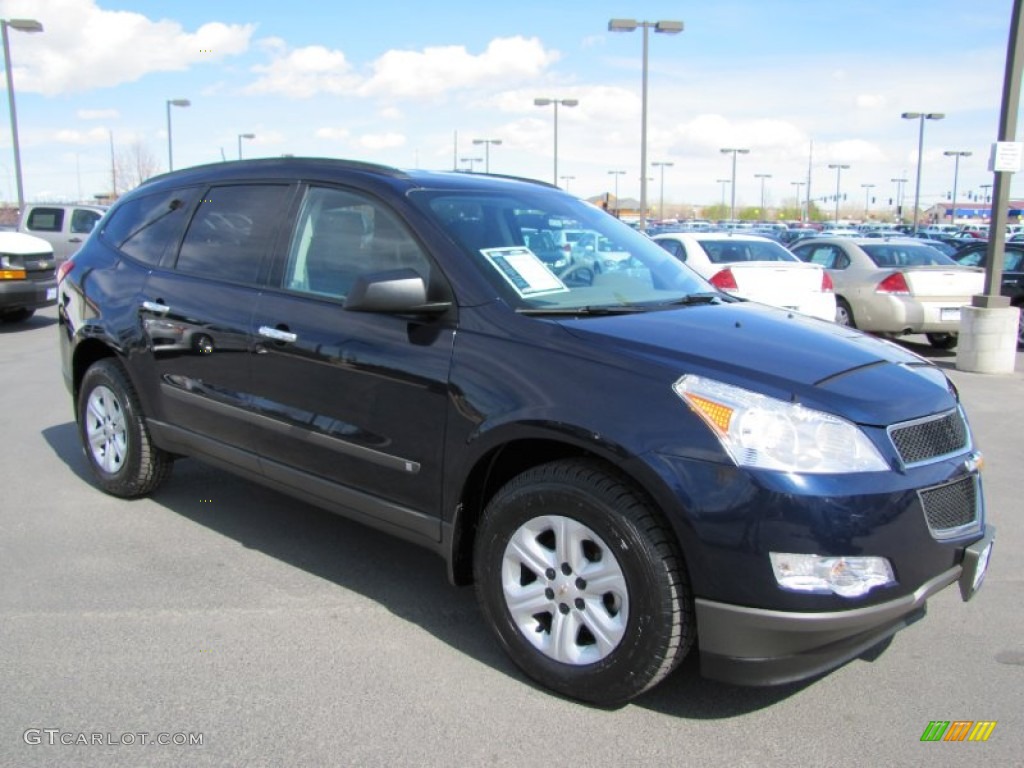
[166,98,190,172]
[559,175,575,192]
[717,178,731,213]
[608,170,626,215]
[891,177,908,225]
[861,183,876,219]
[460,156,483,173]
[791,181,806,223]
[720,148,749,221]
[608,18,684,232]
[754,173,772,219]
[652,161,674,221]
[2,17,43,212]
[534,97,578,186]
[901,112,945,233]
[828,163,850,223]
[472,138,502,173]
[237,133,255,160]
[944,150,972,227]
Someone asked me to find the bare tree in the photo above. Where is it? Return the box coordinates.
[114,141,161,195]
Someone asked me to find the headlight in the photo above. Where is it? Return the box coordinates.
[770,552,896,597]
[673,374,888,473]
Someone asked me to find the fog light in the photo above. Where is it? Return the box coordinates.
[769,552,896,598]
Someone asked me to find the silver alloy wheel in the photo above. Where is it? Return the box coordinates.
[501,514,629,665]
[85,384,128,474]
[835,303,852,326]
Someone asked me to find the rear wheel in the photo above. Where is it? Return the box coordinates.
[78,359,172,497]
[1,308,34,323]
[835,298,856,327]
[474,459,694,706]
[926,332,958,350]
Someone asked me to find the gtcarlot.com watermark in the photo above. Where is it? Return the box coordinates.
[24,729,203,747]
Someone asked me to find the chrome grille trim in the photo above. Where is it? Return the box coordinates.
[887,407,970,468]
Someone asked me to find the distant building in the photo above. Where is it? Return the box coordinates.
[924,200,1024,224]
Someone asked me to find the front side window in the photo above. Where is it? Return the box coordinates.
[281,186,433,301]
[71,209,104,234]
[27,207,63,232]
[101,188,199,266]
[175,184,291,284]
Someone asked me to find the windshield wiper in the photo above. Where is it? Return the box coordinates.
[516,305,649,316]
[660,292,727,306]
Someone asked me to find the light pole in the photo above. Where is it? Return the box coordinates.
[460,157,483,173]
[165,98,190,172]
[608,18,684,232]
[891,177,908,225]
[901,112,945,233]
[720,148,749,221]
[608,169,625,215]
[237,133,255,160]
[944,150,971,227]
[2,17,43,212]
[717,178,731,214]
[559,175,575,192]
[472,138,502,173]
[754,172,772,219]
[861,183,876,220]
[828,163,850,223]
[652,161,673,221]
[791,181,806,223]
[534,97,578,186]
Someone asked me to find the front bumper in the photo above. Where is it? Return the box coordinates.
[0,277,57,312]
[696,525,995,686]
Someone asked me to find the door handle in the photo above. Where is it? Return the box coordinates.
[258,325,298,343]
[141,300,170,314]
[69,237,83,243]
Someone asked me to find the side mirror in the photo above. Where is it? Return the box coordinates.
[344,268,451,314]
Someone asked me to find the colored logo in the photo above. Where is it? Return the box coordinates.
[920,721,997,742]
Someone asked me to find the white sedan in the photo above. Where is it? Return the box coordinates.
[652,232,837,322]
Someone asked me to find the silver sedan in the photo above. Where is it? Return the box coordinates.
[791,237,984,349]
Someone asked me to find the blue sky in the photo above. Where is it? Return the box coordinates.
[0,0,1018,214]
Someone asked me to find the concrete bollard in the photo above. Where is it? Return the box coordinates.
[956,305,1020,374]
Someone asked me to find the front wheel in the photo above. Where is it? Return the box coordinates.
[474,459,694,706]
[78,359,172,497]
[926,332,958,350]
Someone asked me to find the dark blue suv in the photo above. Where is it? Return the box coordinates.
[57,158,994,706]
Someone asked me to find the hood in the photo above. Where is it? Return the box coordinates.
[558,302,955,425]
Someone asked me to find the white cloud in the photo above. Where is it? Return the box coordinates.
[856,93,887,109]
[315,127,351,141]
[53,127,110,145]
[359,132,406,150]
[246,44,359,98]
[76,108,119,120]
[360,37,559,98]
[2,0,253,95]
[379,106,403,120]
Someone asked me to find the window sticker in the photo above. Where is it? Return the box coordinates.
[481,246,569,297]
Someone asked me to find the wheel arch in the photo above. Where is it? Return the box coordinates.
[72,338,118,403]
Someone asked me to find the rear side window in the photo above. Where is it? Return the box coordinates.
[101,188,199,266]
[26,207,64,232]
[175,184,291,284]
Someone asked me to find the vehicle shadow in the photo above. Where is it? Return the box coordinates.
[43,420,828,717]
[0,313,58,333]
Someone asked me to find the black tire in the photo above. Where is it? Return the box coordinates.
[926,332,958,350]
[473,458,694,706]
[1,308,34,323]
[77,359,172,497]
[835,298,856,328]
[1016,304,1023,347]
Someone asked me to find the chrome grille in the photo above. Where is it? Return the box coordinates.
[918,476,979,539]
[888,408,968,466]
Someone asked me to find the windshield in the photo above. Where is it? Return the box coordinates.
[698,238,800,264]
[412,188,713,311]
[861,243,957,268]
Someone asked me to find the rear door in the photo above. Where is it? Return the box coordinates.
[248,185,456,538]
[139,183,295,454]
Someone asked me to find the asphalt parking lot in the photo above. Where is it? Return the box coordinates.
[1,306,1021,768]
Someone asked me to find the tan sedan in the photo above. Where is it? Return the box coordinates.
[791,237,984,349]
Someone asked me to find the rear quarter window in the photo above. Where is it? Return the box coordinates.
[100,188,200,267]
